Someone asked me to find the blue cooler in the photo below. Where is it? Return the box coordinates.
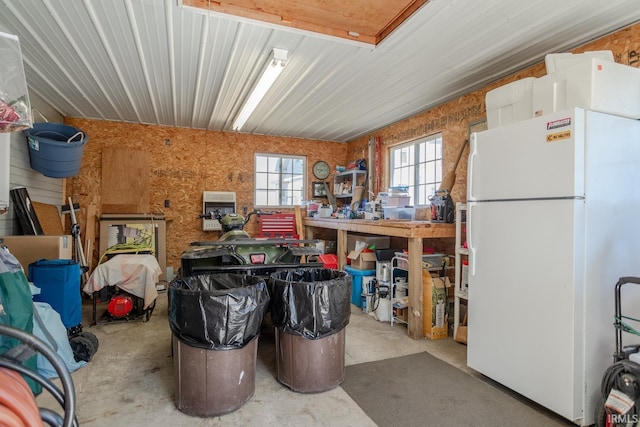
[344,266,376,307]
[29,259,82,330]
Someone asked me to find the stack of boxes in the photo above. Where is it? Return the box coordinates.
[422,268,450,340]
[378,189,415,220]
[486,50,640,130]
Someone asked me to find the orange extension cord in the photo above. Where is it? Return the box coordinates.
[0,367,43,427]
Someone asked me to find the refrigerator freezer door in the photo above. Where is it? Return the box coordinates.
[468,108,585,201]
[467,198,585,423]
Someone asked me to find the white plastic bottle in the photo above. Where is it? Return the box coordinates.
[435,296,445,328]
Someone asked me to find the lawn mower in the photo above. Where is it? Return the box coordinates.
[596,277,640,427]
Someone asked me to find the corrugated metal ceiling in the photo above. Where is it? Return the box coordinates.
[1,0,639,142]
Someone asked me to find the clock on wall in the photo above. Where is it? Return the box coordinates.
[312,161,331,180]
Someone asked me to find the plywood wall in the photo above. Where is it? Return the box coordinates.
[64,119,346,271]
[348,22,640,205]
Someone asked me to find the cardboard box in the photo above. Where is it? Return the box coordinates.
[455,326,468,345]
[1,235,73,277]
[422,269,450,340]
[455,302,468,344]
[347,247,377,270]
[346,234,390,252]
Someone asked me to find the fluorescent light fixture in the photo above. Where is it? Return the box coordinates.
[233,48,288,131]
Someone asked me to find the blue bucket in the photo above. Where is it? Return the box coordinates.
[24,123,88,178]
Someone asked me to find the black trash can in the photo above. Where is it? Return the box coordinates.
[269,268,351,393]
[168,273,270,417]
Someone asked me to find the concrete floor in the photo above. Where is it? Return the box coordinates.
[35,291,570,426]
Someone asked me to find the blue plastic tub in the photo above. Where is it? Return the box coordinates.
[24,122,88,178]
[344,266,376,307]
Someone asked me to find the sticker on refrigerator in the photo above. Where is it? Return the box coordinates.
[546,130,571,143]
[547,117,571,130]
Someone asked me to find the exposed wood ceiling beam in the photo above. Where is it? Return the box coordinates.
[181,0,429,45]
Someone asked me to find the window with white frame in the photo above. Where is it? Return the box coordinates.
[255,154,305,206]
[390,134,442,206]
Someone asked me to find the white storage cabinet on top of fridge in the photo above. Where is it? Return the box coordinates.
[466,107,640,426]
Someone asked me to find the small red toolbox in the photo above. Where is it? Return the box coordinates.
[318,254,338,269]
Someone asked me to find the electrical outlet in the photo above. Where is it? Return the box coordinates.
[164,199,170,208]
[243,206,247,214]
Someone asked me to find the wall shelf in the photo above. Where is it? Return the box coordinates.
[333,169,366,200]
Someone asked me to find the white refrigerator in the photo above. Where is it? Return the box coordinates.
[467,107,640,426]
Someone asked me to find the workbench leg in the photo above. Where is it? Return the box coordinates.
[407,237,424,339]
[304,225,314,241]
[337,229,347,270]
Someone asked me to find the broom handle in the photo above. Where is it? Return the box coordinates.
[452,140,468,172]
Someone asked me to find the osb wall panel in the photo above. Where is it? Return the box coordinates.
[64,118,346,271]
[348,22,640,205]
[101,148,150,213]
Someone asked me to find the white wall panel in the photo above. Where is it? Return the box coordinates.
[0,93,64,236]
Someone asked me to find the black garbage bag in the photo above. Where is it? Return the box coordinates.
[168,273,270,350]
[269,268,351,340]
[69,331,99,362]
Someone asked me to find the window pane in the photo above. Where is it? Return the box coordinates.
[255,172,268,189]
[255,156,268,173]
[390,134,443,206]
[291,189,303,206]
[255,154,306,206]
[425,162,436,181]
[256,191,268,205]
[266,190,279,205]
[292,158,304,174]
[268,157,279,171]
[266,172,279,189]
[417,162,425,183]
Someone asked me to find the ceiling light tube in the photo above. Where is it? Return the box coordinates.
[233,48,288,131]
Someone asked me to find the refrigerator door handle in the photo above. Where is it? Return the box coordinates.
[467,202,476,276]
[468,134,477,200]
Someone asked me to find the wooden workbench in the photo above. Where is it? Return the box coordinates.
[303,217,456,339]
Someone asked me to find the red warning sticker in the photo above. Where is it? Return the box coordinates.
[547,117,571,130]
